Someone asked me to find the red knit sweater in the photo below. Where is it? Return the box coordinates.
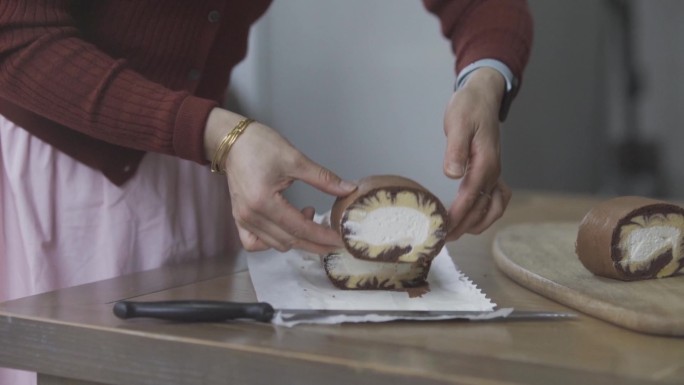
[0,0,532,185]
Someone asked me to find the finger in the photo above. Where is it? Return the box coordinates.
[238,219,290,252]
[248,212,340,255]
[240,207,315,253]
[247,219,339,255]
[264,194,344,248]
[236,226,270,252]
[447,181,481,232]
[500,180,513,206]
[292,239,341,256]
[447,190,492,240]
[443,118,471,179]
[290,156,357,197]
[241,195,342,254]
[301,206,316,221]
[465,181,513,235]
[467,188,505,235]
[447,179,496,236]
[297,206,343,254]
[233,203,295,252]
[446,150,500,231]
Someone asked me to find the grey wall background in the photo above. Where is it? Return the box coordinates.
[633,1,684,198]
[228,0,682,213]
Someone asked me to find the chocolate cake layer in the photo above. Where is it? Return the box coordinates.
[323,250,431,290]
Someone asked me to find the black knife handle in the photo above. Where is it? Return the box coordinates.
[113,300,275,323]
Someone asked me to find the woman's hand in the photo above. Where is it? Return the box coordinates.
[442,67,513,241]
[204,108,357,255]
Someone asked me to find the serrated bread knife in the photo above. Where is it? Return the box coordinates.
[113,300,576,323]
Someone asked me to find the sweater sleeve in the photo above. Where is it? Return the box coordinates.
[422,0,533,83]
[0,0,216,164]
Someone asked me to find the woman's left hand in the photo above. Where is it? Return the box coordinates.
[441,67,513,241]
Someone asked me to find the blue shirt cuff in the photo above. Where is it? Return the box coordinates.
[455,59,516,92]
[454,59,519,122]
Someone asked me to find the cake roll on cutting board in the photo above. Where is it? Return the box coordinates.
[575,196,684,281]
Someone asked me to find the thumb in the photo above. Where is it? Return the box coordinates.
[444,140,469,179]
[293,157,356,197]
[443,125,472,179]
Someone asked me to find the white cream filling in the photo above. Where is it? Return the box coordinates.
[625,226,680,263]
[343,206,429,247]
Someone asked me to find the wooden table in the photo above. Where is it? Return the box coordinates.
[1,191,682,385]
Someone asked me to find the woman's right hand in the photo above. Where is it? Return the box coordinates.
[204,108,357,255]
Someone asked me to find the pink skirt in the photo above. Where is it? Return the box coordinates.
[0,114,239,384]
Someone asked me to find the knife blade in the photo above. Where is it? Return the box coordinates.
[113,300,576,323]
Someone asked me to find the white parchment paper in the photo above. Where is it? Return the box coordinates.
[247,246,498,326]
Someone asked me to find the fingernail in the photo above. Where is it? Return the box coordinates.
[446,163,464,178]
[340,180,357,192]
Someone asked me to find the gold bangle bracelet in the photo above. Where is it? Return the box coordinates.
[210,118,255,174]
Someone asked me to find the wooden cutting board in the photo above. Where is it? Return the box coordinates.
[492,222,684,337]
